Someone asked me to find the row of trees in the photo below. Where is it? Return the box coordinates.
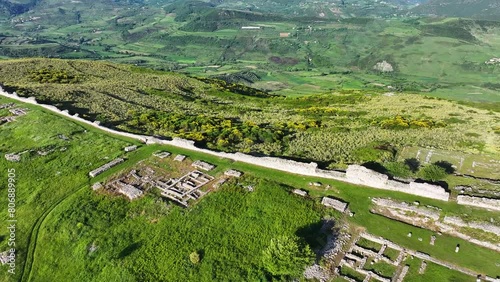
[127,110,320,152]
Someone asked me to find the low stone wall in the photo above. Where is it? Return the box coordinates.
[443,216,500,235]
[372,198,440,220]
[0,87,451,202]
[456,196,500,212]
[346,165,450,201]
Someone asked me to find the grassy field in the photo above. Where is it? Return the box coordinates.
[399,147,500,179]
[1,59,499,175]
[0,96,498,281]
[0,97,133,282]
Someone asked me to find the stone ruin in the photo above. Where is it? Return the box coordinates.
[0,104,28,125]
[192,160,215,171]
[371,198,441,221]
[346,165,450,201]
[89,158,124,178]
[293,189,308,197]
[113,181,143,200]
[456,195,500,212]
[124,145,137,152]
[174,154,186,162]
[321,197,348,213]
[337,232,496,282]
[4,153,21,162]
[153,151,171,159]
[371,198,500,252]
[224,169,243,178]
[157,170,214,207]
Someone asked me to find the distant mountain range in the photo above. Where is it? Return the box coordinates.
[0,0,499,24]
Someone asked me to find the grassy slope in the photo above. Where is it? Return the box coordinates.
[0,59,498,171]
[0,96,134,282]
[0,97,497,281]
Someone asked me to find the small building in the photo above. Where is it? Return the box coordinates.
[174,154,186,162]
[321,197,348,213]
[4,153,20,162]
[117,184,143,200]
[124,145,137,152]
[224,169,242,178]
[292,189,307,197]
[153,151,171,159]
[192,160,215,171]
[280,32,290,38]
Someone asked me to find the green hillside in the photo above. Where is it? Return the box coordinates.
[411,0,500,21]
[1,58,498,170]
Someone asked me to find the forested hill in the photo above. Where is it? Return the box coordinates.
[1,59,498,170]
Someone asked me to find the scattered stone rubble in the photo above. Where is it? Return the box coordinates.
[321,197,348,213]
[4,153,21,162]
[304,264,330,282]
[9,108,28,116]
[89,158,124,177]
[0,104,28,125]
[0,103,15,109]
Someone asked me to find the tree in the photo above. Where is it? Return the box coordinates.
[262,235,314,277]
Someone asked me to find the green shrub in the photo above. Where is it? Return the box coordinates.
[418,164,447,182]
[189,251,200,264]
[262,235,315,277]
[385,162,413,178]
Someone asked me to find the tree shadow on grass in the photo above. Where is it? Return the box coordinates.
[118,241,142,259]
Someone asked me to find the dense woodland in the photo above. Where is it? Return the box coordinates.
[0,59,498,168]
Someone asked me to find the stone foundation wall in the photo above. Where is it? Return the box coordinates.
[456,196,500,211]
[443,216,500,235]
